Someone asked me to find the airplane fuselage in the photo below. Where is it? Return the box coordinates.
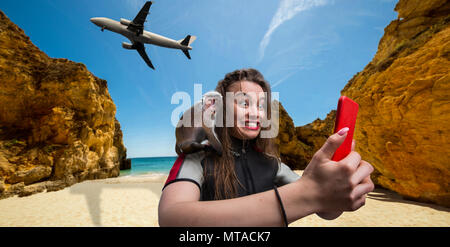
[90,17,192,51]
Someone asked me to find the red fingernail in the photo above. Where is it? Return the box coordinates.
[337,127,349,136]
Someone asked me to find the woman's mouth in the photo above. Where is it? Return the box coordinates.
[244,121,260,130]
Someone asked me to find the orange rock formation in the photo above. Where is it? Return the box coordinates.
[341,0,450,207]
[0,11,128,198]
[276,0,449,207]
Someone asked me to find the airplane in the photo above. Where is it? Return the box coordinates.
[90,1,196,70]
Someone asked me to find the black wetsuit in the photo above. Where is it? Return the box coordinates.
[163,136,300,200]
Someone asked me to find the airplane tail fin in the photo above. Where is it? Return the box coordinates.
[179,35,197,46]
[179,35,196,59]
[182,50,191,60]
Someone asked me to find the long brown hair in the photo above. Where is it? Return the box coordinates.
[206,68,279,200]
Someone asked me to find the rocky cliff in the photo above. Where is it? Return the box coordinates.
[278,0,449,207]
[342,0,450,207]
[0,11,128,198]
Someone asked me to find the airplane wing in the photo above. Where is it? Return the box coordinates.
[134,42,155,70]
[127,1,152,35]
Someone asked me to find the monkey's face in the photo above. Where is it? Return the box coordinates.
[203,91,222,108]
[202,91,222,126]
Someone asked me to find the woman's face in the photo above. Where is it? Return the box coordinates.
[227,80,267,140]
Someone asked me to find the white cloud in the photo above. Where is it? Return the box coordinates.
[272,70,299,88]
[259,0,328,61]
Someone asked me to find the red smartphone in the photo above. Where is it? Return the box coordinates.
[331,96,359,161]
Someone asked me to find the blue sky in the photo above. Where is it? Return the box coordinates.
[0,0,398,158]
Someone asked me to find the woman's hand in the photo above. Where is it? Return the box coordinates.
[301,128,374,219]
[316,138,355,220]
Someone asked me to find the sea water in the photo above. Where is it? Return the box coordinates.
[119,156,177,177]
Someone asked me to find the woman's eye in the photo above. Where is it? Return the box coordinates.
[237,100,248,107]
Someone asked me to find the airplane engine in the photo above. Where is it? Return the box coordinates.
[120,18,132,26]
[122,42,135,50]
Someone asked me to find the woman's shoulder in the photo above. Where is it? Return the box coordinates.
[184,151,207,163]
[163,151,206,191]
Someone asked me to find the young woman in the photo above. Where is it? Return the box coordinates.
[158,68,374,226]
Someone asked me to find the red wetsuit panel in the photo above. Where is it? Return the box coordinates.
[164,153,186,186]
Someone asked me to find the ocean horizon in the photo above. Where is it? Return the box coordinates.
[119,156,177,177]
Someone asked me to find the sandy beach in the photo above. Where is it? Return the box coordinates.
[0,171,449,227]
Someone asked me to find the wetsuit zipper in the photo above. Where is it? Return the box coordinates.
[241,139,256,194]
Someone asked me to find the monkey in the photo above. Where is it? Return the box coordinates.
[175,91,223,156]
